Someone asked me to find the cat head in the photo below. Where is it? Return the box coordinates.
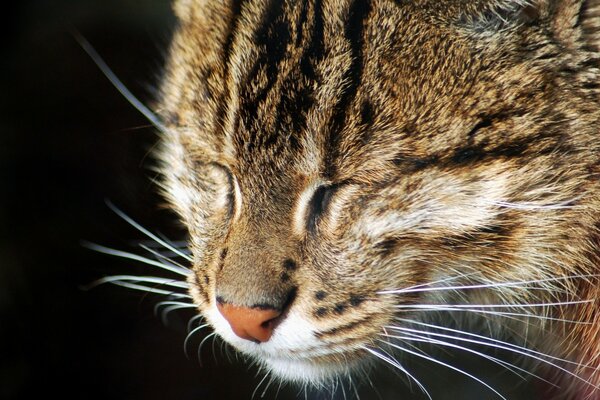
[157,0,600,384]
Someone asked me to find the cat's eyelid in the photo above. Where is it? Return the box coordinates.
[292,180,329,237]
[206,162,241,220]
[231,173,243,222]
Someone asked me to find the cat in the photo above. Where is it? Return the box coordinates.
[95,0,600,398]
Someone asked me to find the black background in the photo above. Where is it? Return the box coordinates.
[2,2,538,399]
[2,1,267,399]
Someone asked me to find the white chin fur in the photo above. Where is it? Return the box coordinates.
[260,356,354,384]
[205,305,361,384]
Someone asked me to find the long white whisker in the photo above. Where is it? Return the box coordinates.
[104,201,193,262]
[260,373,276,398]
[252,370,271,400]
[85,275,189,290]
[338,375,347,400]
[361,346,432,400]
[140,239,189,249]
[160,304,197,325]
[380,339,508,400]
[187,314,204,332]
[383,330,556,386]
[394,299,593,310]
[157,233,192,256]
[184,323,210,358]
[386,324,600,389]
[379,274,600,295]
[394,306,591,325]
[274,379,284,400]
[490,197,582,211]
[396,271,480,292]
[197,331,217,367]
[348,370,360,400]
[154,300,195,312]
[72,31,168,134]
[107,280,191,297]
[139,243,191,273]
[394,318,594,369]
[83,241,191,276]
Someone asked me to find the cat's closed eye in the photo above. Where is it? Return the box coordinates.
[98,0,600,398]
[307,184,336,232]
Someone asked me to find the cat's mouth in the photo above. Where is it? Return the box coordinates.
[206,304,368,383]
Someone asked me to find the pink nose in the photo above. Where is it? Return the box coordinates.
[217,302,282,343]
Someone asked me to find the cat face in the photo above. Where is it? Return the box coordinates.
[157,0,600,389]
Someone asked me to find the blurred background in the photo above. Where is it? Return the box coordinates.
[2,2,537,399]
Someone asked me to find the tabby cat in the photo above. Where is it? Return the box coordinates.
[101,0,600,398]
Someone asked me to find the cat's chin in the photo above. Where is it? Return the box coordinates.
[258,354,363,384]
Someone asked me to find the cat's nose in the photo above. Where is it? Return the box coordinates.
[216,301,282,343]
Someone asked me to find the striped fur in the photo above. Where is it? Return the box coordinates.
[157,0,600,398]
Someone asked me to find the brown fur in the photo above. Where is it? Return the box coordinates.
[156,0,600,398]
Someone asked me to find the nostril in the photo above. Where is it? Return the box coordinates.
[217,302,282,343]
[260,320,271,329]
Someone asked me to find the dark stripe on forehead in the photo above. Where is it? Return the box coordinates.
[238,0,290,152]
[324,0,372,179]
[300,0,325,82]
[216,0,243,144]
[264,1,319,153]
[234,1,324,159]
[270,0,325,152]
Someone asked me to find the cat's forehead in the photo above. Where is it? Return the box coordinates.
[163,0,552,183]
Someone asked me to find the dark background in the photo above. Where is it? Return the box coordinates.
[2,1,269,399]
[2,2,537,399]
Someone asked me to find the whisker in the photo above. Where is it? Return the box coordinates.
[84,275,189,290]
[83,241,191,277]
[394,306,592,325]
[383,330,556,386]
[157,233,192,256]
[187,314,204,332]
[361,346,432,400]
[331,375,340,400]
[160,303,197,324]
[274,379,284,400]
[138,238,189,251]
[386,323,600,389]
[338,375,347,400]
[72,31,168,134]
[260,373,276,398]
[394,318,594,369]
[379,274,600,295]
[347,370,360,400]
[105,201,193,262]
[106,280,191,297]
[490,197,582,211]
[154,300,195,314]
[252,370,271,400]
[197,331,217,367]
[183,323,210,359]
[139,243,191,272]
[379,339,508,400]
[394,299,593,310]
[395,271,480,293]
[211,332,219,364]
